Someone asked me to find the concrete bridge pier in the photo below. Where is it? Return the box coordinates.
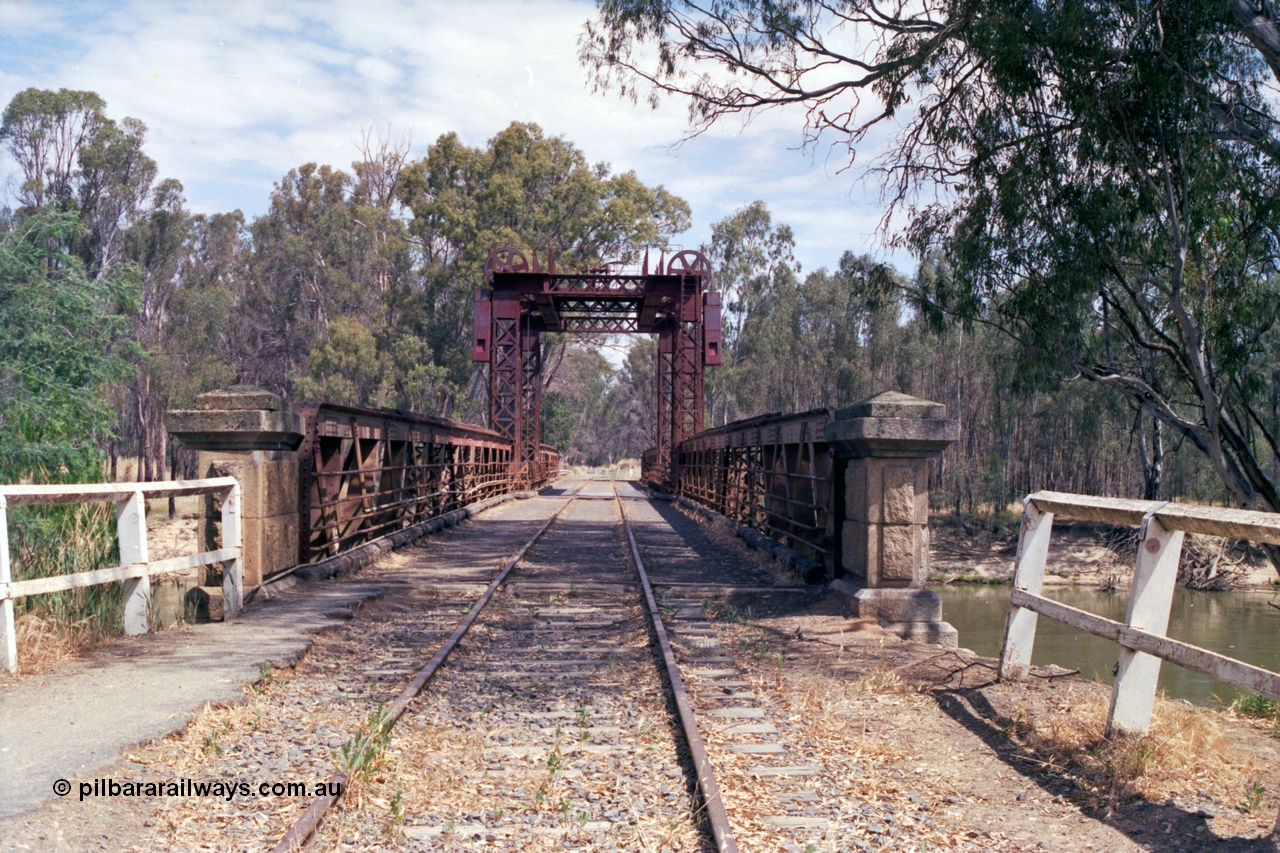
[827,392,959,646]
[168,386,305,590]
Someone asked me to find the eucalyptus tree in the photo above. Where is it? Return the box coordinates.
[397,121,690,421]
[172,211,249,389]
[246,144,419,400]
[1,88,157,279]
[1,88,107,211]
[704,202,797,424]
[542,346,617,464]
[1,88,203,486]
[120,179,193,482]
[800,252,906,407]
[583,1,1280,536]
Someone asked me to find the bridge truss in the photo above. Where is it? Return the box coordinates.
[473,246,721,486]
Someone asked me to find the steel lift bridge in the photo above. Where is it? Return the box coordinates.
[473,245,721,487]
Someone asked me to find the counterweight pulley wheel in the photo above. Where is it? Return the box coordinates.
[484,247,530,282]
[666,250,711,278]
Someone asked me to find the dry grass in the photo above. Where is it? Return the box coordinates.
[10,609,100,672]
[330,693,710,852]
[1008,689,1269,815]
[1,485,206,677]
[703,660,1023,851]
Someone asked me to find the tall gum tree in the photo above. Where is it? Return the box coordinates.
[583,1,1280,557]
[1,88,157,279]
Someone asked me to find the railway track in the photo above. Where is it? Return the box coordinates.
[274,479,738,852]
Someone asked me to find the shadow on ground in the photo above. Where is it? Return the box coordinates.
[933,684,1280,853]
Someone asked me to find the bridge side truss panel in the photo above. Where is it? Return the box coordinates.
[295,403,557,563]
[675,410,836,576]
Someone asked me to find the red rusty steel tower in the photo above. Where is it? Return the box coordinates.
[473,246,721,486]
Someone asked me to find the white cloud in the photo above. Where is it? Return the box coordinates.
[0,1,62,34]
[355,56,400,85]
[0,0,911,274]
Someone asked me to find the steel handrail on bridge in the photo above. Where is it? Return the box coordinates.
[295,402,559,564]
[652,407,837,573]
[998,490,1280,736]
[0,477,242,674]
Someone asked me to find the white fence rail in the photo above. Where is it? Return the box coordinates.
[998,491,1280,736]
[0,477,241,674]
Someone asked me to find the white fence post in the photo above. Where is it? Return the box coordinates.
[1,495,16,674]
[998,497,1054,681]
[221,482,243,617]
[1107,507,1182,736]
[117,489,151,635]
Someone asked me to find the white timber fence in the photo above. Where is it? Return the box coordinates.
[998,491,1280,737]
[0,477,242,675]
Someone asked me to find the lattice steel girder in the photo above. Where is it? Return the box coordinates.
[556,297,642,315]
[656,324,675,476]
[496,273,686,333]
[489,294,523,442]
[671,279,704,443]
[294,401,549,564]
[676,409,834,452]
[520,320,542,476]
[294,402,510,449]
[546,275,674,295]
[667,406,836,574]
[561,317,640,333]
[498,273,685,298]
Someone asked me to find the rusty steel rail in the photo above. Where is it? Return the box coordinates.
[273,480,736,852]
[271,485,583,853]
[294,402,558,564]
[615,481,739,853]
[660,408,837,575]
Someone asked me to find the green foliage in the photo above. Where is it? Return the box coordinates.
[704,201,797,424]
[1231,692,1280,719]
[0,209,133,637]
[333,705,394,785]
[901,0,1280,523]
[2,87,158,278]
[1242,780,1267,813]
[395,122,690,418]
[0,209,137,480]
[584,0,1280,542]
[295,316,392,408]
[0,100,152,645]
[1,88,108,210]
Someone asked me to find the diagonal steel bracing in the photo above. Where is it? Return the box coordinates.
[475,246,720,487]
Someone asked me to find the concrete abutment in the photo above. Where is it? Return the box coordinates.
[168,386,305,590]
[826,392,960,646]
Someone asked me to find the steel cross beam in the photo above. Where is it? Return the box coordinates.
[474,246,720,487]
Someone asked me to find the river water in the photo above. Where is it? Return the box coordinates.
[938,585,1280,706]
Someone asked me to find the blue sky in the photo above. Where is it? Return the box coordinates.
[0,0,914,276]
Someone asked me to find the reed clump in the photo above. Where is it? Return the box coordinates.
[8,499,120,673]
